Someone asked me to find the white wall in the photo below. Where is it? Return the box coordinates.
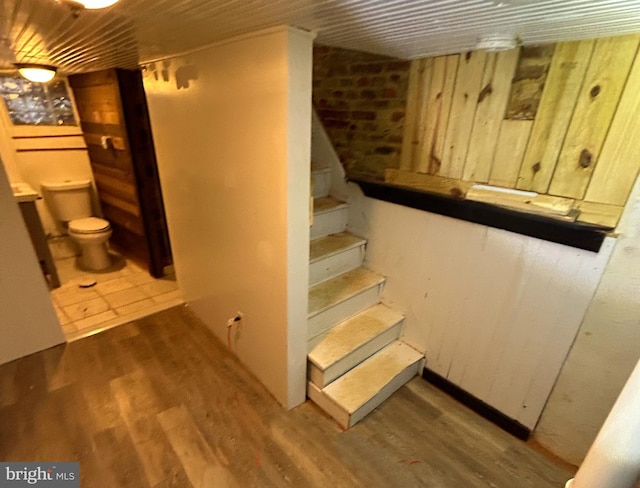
[534,175,640,465]
[143,26,313,408]
[346,191,612,429]
[0,161,65,364]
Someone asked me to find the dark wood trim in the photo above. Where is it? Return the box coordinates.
[352,178,609,252]
[116,68,173,278]
[421,368,531,441]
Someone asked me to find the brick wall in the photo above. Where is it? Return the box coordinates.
[313,45,410,180]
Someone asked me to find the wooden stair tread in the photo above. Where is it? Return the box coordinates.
[314,196,348,215]
[309,232,366,263]
[308,268,385,318]
[308,341,423,427]
[309,304,404,370]
[324,341,423,412]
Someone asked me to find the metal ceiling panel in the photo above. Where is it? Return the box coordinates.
[1,0,640,74]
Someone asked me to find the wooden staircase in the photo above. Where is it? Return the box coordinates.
[307,161,424,429]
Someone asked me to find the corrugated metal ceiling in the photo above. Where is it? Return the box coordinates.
[2,0,640,73]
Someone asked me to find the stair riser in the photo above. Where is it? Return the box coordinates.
[311,207,348,240]
[309,320,403,388]
[313,170,331,198]
[308,284,383,349]
[309,244,365,286]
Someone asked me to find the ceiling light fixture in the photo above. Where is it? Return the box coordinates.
[476,35,518,51]
[15,64,57,83]
[69,0,119,8]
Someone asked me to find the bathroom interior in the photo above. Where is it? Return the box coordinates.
[1,68,183,341]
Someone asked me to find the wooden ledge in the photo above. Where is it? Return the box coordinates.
[351,177,611,252]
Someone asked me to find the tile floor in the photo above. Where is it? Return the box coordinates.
[50,252,183,341]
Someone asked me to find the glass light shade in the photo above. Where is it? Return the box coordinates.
[75,0,119,8]
[16,65,57,83]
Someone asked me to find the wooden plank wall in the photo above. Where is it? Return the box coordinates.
[68,70,149,265]
[399,34,640,228]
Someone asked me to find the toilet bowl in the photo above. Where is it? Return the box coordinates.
[41,179,113,272]
[68,217,112,271]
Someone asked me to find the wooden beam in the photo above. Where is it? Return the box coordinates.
[575,201,623,228]
[549,34,640,199]
[385,168,472,198]
[466,185,575,219]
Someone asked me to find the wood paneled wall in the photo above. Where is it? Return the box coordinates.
[399,34,640,228]
[68,70,148,265]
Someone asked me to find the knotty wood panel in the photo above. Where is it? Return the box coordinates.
[463,49,520,183]
[548,34,640,199]
[430,55,459,175]
[399,59,431,171]
[440,50,487,179]
[489,120,533,188]
[585,51,640,206]
[517,40,595,193]
[394,35,640,228]
[416,55,458,175]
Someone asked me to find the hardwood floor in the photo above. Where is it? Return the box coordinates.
[0,305,574,487]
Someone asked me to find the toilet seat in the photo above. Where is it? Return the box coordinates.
[69,217,111,234]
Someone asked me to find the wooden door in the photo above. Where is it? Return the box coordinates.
[68,69,172,277]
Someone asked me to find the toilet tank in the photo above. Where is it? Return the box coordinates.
[41,179,93,222]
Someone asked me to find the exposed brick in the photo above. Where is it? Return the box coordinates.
[352,111,376,121]
[324,119,350,129]
[382,88,398,98]
[386,61,411,72]
[317,109,348,120]
[362,122,378,131]
[313,44,410,178]
[375,146,397,155]
[351,63,385,75]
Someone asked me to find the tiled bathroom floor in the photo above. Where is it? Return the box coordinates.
[50,253,183,341]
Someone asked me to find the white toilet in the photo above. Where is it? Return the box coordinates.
[42,179,112,271]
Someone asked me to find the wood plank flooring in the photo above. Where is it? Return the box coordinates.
[0,305,574,487]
